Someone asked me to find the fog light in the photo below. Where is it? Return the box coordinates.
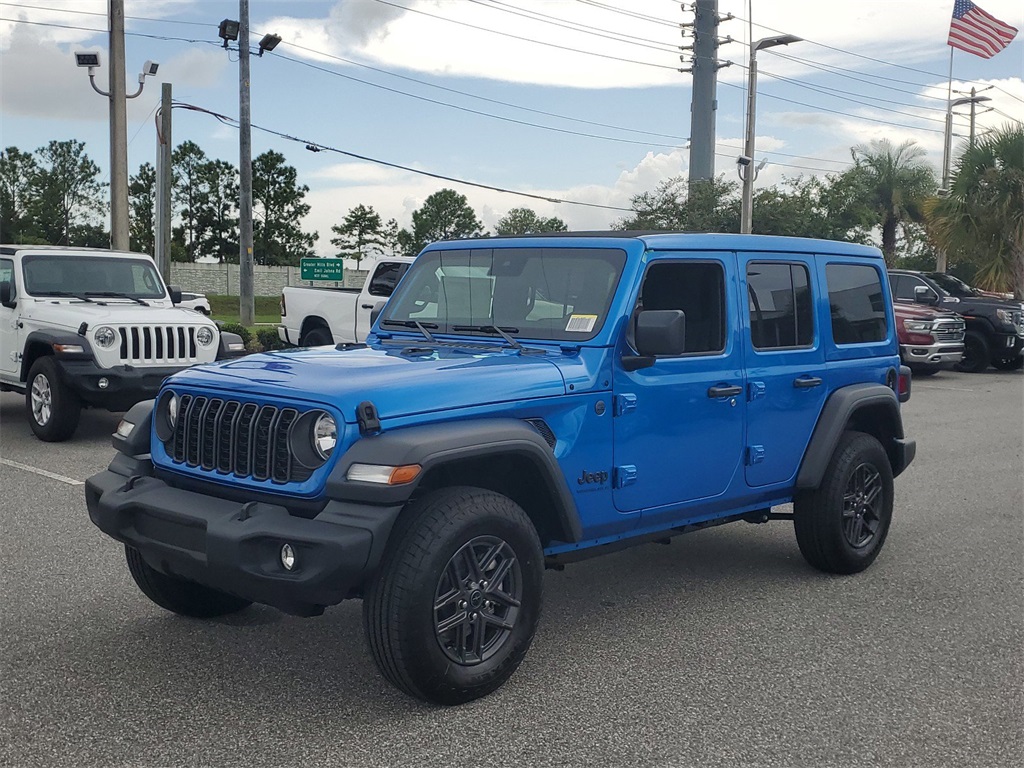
[98,377,109,389]
[280,543,296,571]
[116,419,134,437]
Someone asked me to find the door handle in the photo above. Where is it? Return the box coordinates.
[360,304,374,310]
[707,384,743,398]
[793,376,823,389]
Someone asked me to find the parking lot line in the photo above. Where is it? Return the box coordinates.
[915,383,976,393]
[0,458,84,486]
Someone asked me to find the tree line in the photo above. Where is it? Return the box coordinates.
[1,124,1019,295]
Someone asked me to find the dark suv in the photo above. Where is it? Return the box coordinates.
[888,270,1024,372]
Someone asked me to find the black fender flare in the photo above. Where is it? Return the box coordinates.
[326,418,582,542]
[796,383,914,488]
[21,329,95,379]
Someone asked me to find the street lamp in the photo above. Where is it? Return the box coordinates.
[739,34,802,234]
[76,52,159,99]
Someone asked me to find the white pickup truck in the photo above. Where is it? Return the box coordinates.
[278,256,413,346]
[0,245,244,441]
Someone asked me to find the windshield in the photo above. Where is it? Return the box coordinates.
[22,255,167,299]
[926,272,978,298]
[382,247,627,342]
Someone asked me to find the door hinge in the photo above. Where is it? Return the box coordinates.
[614,465,638,488]
[613,393,637,416]
[748,381,766,400]
[747,445,766,465]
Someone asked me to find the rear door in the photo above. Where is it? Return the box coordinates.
[741,255,827,487]
[612,254,746,519]
[355,261,409,339]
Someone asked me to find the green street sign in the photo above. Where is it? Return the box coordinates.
[300,258,345,281]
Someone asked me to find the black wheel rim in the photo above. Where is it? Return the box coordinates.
[962,338,981,368]
[842,463,883,549]
[433,535,522,666]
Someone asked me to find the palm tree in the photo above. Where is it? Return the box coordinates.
[926,124,1024,298]
[849,139,937,266]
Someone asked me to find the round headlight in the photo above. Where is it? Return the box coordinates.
[313,412,337,459]
[168,394,179,427]
[196,326,215,346]
[94,326,117,349]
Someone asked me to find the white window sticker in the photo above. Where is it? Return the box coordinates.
[565,314,597,333]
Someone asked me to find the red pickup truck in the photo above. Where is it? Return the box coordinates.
[893,302,965,375]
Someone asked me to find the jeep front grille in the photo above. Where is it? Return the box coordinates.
[117,325,199,364]
[933,319,965,343]
[169,395,312,484]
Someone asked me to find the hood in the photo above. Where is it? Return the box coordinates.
[892,303,961,320]
[944,294,1023,313]
[24,300,212,331]
[166,343,568,422]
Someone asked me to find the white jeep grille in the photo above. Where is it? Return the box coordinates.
[117,325,199,364]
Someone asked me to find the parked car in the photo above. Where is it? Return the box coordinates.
[87,233,915,705]
[279,256,414,346]
[892,301,964,375]
[888,269,1024,372]
[175,291,211,314]
[0,245,243,441]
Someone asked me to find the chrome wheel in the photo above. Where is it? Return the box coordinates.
[30,373,52,426]
[434,535,522,666]
[842,463,883,549]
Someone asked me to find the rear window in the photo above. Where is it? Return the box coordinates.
[747,262,813,349]
[826,263,888,345]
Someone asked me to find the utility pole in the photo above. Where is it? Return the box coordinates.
[238,0,255,327]
[108,0,129,251]
[686,1,732,187]
[155,83,172,285]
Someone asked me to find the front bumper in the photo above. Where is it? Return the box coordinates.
[56,359,188,410]
[992,331,1024,359]
[900,342,964,367]
[85,455,402,616]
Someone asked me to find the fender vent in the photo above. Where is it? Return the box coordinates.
[524,418,556,449]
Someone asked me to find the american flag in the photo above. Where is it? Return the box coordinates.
[947,0,1018,59]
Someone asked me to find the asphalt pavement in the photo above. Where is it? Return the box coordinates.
[0,371,1021,768]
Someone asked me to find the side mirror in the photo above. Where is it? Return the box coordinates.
[0,281,14,309]
[168,285,182,304]
[914,285,937,305]
[622,309,686,371]
[370,301,387,326]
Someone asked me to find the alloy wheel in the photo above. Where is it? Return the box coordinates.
[842,463,883,549]
[30,373,52,426]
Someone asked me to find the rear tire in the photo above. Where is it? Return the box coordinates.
[955,330,990,373]
[25,356,81,442]
[125,546,252,618]
[299,326,333,346]
[794,431,894,575]
[364,487,544,705]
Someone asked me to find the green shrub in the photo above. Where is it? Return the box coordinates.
[256,327,285,351]
[218,322,251,346]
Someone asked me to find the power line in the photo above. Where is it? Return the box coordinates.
[0,1,212,27]
[574,0,680,28]
[369,0,680,71]
[0,15,221,45]
[172,100,637,213]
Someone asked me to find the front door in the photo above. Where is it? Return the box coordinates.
[0,258,20,380]
[612,255,746,518]
[741,255,827,487]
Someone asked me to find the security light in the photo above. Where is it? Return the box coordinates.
[258,33,282,56]
[142,60,159,77]
[75,52,100,68]
[218,18,240,45]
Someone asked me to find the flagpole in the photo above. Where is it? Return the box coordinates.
[937,46,954,273]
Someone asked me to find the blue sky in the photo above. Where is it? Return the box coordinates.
[1,0,1022,256]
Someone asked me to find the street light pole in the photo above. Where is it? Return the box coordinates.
[739,34,801,234]
[238,0,255,327]
[109,0,129,250]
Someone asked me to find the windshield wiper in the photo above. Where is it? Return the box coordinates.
[452,324,523,350]
[39,290,94,303]
[85,291,149,306]
[381,319,438,342]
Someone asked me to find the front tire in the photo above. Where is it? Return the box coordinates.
[25,356,81,442]
[364,487,544,705]
[794,431,894,575]
[955,330,990,373]
[125,546,252,618]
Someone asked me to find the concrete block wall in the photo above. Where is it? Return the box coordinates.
[170,263,369,296]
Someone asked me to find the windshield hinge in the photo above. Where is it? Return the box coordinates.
[357,400,382,436]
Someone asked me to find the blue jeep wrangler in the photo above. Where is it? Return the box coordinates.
[86,233,915,704]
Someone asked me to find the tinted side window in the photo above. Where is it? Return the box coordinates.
[826,263,888,344]
[747,262,813,349]
[893,275,923,301]
[639,261,725,355]
[367,262,409,298]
